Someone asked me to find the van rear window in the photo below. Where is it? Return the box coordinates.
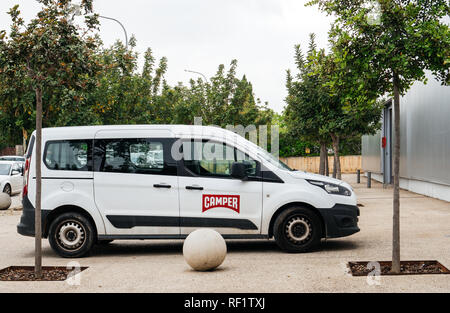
[44,140,92,171]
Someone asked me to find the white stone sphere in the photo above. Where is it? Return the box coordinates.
[0,192,11,210]
[183,229,227,271]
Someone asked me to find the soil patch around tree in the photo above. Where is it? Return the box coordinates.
[0,266,88,281]
[348,260,450,276]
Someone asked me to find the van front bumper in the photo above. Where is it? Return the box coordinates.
[318,204,360,238]
[17,195,50,238]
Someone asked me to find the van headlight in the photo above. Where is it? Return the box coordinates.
[306,180,352,196]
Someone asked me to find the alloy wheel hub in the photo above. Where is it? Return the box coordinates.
[58,221,85,250]
[285,216,312,243]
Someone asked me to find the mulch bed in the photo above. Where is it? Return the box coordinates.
[0,266,88,281]
[348,260,450,276]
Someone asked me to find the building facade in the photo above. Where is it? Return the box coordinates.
[362,72,450,202]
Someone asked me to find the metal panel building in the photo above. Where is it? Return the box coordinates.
[362,72,450,202]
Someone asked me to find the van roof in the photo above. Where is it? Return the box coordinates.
[35,124,248,142]
[30,124,271,165]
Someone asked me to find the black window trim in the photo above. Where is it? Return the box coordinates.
[26,135,35,159]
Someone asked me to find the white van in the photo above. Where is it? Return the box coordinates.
[18,125,359,257]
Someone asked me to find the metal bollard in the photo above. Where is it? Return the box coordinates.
[357,169,361,184]
[367,172,371,188]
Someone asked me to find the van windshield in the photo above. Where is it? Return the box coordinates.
[255,146,294,171]
[0,164,11,175]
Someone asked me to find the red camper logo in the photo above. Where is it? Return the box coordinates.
[202,194,240,213]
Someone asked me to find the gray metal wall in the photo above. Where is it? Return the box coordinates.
[362,72,450,186]
[399,73,450,186]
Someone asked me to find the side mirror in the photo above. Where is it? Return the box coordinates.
[231,162,248,180]
[11,170,20,176]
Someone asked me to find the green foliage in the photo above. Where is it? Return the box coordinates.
[284,33,381,157]
[0,2,273,146]
[188,60,274,128]
[284,34,332,145]
[308,0,450,94]
[0,0,101,145]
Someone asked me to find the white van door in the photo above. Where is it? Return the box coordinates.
[93,130,179,236]
[178,140,262,236]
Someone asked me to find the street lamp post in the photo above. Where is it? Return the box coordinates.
[184,69,208,82]
[70,4,128,49]
[97,15,128,49]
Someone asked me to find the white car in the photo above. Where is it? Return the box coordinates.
[17,125,359,258]
[0,160,23,196]
[0,155,25,162]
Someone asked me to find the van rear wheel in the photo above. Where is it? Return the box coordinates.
[273,207,322,253]
[48,213,95,258]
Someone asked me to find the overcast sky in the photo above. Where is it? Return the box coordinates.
[0,0,334,113]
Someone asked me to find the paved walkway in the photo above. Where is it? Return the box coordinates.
[0,174,449,292]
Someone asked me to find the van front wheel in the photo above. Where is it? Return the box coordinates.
[273,207,322,253]
[48,213,95,258]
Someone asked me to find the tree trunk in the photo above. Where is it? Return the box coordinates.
[35,87,42,278]
[331,135,341,180]
[325,149,329,176]
[319,142,327,175]
[22,128,28,154]
[332,157,337,178]
[392,74,401,273]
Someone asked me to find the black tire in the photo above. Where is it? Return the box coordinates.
[3,184,11,196]
[273,206,322,253]
[48,212,95,258]
[97,240,114,245]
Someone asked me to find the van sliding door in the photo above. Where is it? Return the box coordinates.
[93,129,180,236]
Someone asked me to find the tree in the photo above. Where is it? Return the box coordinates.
[284,35,332,175]
[0,40,36,150]
[309,0,450,272]
[0,0,101,277]
[86,38,171,125]
[179,60,274,129]
[317,52,382,179]
[285,34,381,178]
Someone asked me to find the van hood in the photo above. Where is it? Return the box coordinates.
[287,171,345,186]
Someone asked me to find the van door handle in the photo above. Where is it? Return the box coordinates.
[153,184,171,189]
[186,185,204,190]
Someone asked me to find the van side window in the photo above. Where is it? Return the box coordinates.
[94,138,175,175]
[44,140,92,171]
[182,140,257,178]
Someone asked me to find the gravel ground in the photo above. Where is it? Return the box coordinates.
[0,174,449,292]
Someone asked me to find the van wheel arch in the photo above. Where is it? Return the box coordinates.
[3,183,11,195]
[268,202,325,239]
[44,205,98,239]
